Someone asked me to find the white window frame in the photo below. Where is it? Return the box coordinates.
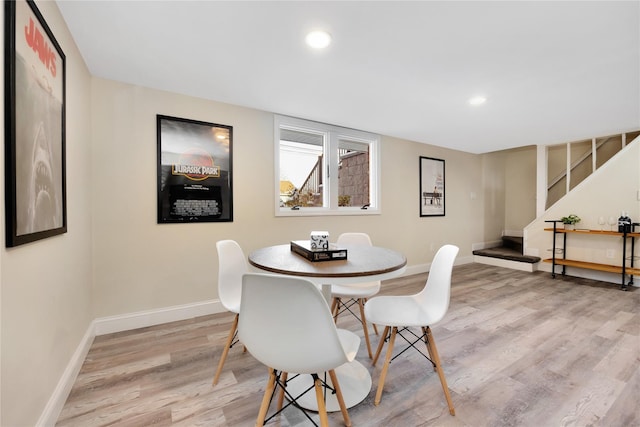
[274,115,381,217]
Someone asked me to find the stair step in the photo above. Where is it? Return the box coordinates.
[502,236,523,253]
[472,246,540,264]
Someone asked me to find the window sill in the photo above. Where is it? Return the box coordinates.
[275,208,381,217]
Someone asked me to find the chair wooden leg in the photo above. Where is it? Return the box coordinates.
[422,327,436,372]
[331,297,340,323]
[425,326,455,416]
[256,368,277,426]
[358,298,373,359]
[374,326,397,406]
[372,326,390,366]
[328,369,352,427]
[212,313,238,386]
[313,375,329,427]
[276,372,288,411]
[364,298,379,335]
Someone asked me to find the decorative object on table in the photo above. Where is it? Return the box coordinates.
[560,214,581,230]
[291,240,347,262]
[420,156,445,217]
[5,0,67,247]
[617,212,632,233]
[310,230,329,250]
[157,115,233,223]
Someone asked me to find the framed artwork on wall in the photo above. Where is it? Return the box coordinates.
[157,115,233,223]
[4,0,67,247]
[419,156,445,217]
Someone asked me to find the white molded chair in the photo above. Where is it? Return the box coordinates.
[330,232,380,359]
[364,244,459,414]
[212,240,247,386]
[239,273,360,427]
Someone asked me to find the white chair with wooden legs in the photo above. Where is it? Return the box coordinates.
[364,244,459,415]
[238,273,360,427]
[330,232,380,359]
[212,240,247,386]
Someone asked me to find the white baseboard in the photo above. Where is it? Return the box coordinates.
[402,255,474,277]
[457,255,475,266]
[36,324,95,427]
[93,299,224,336]
[474,255,538,272]
[37,299,225,426]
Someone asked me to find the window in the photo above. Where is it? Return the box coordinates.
[275,115,380,216]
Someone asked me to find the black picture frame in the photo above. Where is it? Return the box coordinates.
[157,115,233,223]
[419,156,445,217]
[5,0,67,247]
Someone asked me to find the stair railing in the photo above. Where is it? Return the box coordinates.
[545,131,638,209]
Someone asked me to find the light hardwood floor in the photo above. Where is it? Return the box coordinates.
[56,264,640,426]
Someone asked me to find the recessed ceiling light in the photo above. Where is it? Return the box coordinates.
[469,96,487,106]
[306,30,332,49]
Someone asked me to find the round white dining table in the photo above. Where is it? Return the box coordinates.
[247,243,407,412]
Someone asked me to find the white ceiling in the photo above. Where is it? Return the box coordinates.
[56,1,640,154]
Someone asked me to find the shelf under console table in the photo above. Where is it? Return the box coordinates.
[544,220,639,291]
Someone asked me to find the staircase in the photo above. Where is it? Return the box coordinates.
[473,236,541,272]
[474,130,638,273]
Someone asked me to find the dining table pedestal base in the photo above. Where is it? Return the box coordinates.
[286,359,372,411]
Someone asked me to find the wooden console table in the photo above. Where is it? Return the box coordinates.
[544,220,639,290]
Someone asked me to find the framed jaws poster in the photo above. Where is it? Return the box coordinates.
[4,0,67,247]
[157,115,233,223]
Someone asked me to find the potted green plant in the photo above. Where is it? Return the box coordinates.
[561,214,581,230]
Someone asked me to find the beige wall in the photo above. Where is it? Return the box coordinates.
[479,146,537,239]
[0,2,94,426]
[11,2,634,425]
[480,151,506,242]
[0,9,490,420]
[504,146,537,232]
[90,79,486,318]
